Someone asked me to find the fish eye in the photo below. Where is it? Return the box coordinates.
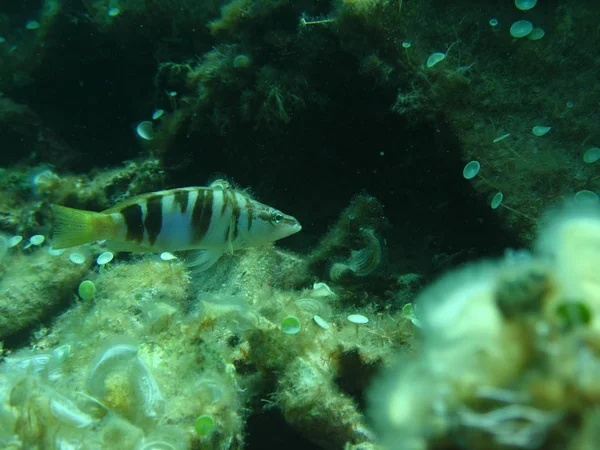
[271,211,284,225]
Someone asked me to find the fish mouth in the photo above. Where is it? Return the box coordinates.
[292,219,302,233]
[286,222,302,238]
[283,215,302,233]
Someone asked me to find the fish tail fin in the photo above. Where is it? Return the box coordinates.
[51,205,113,249]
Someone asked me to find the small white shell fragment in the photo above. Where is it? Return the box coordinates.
[29,234,45,246]
[583,148,600,164]
[295,297,325,315]
[136,439,178,450]
[160,252,177,261]
[347,314,369,324]
[48,246,66,256]
[492,133,510,143]
[136,121,154,140]
[532,125,551,136]
[25,20,40,30]
[49,394,95,428]
[491,192,503,210]
[462,160,481,180]
[527,28,545,40]
[8,235,23,247]
[69,252,86,265]
[574,190,599,205]
[96,251,114,265]
[426,52,446,68]
[53,344,72,362]
[515,0,537,11]
[152,109,164,120]
[132,359,165,418]
[313,315,330,329]
[7,353,50,373]
[312,282,336,297]
[510,20,533,38]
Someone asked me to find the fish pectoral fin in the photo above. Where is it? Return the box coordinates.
[186,249,224,271]
[106,240,154,253]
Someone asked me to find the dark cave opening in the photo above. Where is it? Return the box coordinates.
[0,0,44,21]
[245,408,323,450]
[161,74,520,276]
[8,9,158,168]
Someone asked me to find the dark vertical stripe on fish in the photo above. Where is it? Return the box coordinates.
[174,190,189,213]
[192,189,213,241]
[247,203,253,232]
[220,189,229,216]
[232,194,241,241]
[224,221,231,242]
[145,195,163,246]
[121,203,144,243]
[223,190,234,241]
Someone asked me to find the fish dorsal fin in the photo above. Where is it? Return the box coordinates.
[102,187,208,213]
[209,179,231,190]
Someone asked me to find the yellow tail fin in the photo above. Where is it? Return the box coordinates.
[51,205,111,249]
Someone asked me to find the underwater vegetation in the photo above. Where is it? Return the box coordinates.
[0,188,417,449]
[5,194,600,449]
[370,204,600,449]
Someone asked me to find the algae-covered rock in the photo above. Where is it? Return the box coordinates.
[0,246,90,340]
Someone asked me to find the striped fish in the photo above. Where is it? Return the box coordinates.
[51,180,301,270]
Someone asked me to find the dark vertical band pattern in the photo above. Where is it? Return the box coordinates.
[220,189,229,216]
[223,190,235,241]
[145,195,163,246]
[192,189,213,241]
[247,203,254,232]
[121,203,144,243]
[232,192,241,241]
[174,189,189,213]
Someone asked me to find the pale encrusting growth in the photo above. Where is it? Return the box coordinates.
[368,203,600,449]
[0,190,417,450]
